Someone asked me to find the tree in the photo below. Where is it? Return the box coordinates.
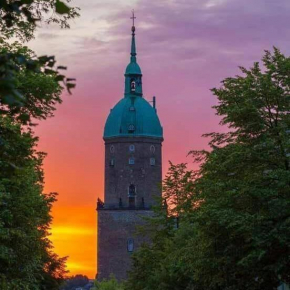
[0,1,79,288]
[0,0,80,42]
[0,0,78,117]
[126,163,196,290]
[93,275,125,290]
[186,47,290,290]
[0,40,63,126]
[61,274,90,290]
[0,117,67,290]
[126,48,290,290]
[0,4,79,285]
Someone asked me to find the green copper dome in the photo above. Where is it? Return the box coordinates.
[104,96,163,139]
[104,22,163,139]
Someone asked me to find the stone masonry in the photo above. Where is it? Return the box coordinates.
[97,209,154,281]
[104,137,162,208]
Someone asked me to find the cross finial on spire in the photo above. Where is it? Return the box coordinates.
[130,10,137,59]
[130,9,136,27]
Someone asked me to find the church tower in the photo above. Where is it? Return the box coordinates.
[97,14,163,281]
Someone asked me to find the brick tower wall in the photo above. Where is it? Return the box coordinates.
[104,136,162,209]
[97,136,163,281]
[97,209,154,281]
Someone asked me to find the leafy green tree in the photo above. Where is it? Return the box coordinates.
[126,48,290,290]
[0,23,77,290]
[0,43,69,289]
[0,0,78,115]
[93,275,125,290]
[0,117,67,290]
[0,1,79,289]
[186,47,290,290]
[0,0,80,41]
[0,40,63,126]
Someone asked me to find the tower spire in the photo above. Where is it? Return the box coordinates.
[124,10,142,97]
[130,10,136,62]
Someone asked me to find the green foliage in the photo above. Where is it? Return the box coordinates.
[126,48,290,290]
[0,1,78,289]
[0,40,63,125]
[93,275,125,290]
[0,25,73,290]
[0,0,80,41]
[126,163,196,290]
[0,117,67,290]
[0,0,78,114]
[186,47,290,290]
[0,38,76,118]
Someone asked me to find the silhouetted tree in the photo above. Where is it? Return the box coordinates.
[61,274,90,290]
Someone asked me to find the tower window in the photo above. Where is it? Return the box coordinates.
[110,159,115,166]
[110,145,115,153]
[127,238,134,252]
[150,158,156,166]
[131,79,136,92]
[128,124,135,133]
[129,144,135,152]
[128,184,136,196]
[128,184,136,208]
[129,157,135,165]
[129,106,135,111]
[150,145,155,153]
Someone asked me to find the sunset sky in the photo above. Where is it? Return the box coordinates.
[28,0,290,278]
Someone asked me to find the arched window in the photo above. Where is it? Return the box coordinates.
[128,184,136,208]
[109,159,115,166]
[130,79,136,92]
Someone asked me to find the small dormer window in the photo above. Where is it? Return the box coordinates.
[131,79,136,92]
[128,124,135,133]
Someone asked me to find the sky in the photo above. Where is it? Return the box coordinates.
[28,0,290,278]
